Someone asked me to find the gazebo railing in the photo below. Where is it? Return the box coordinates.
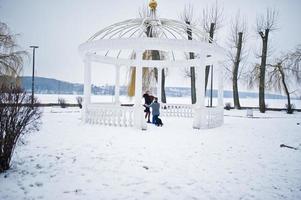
[160,103,224,128]
[84,103,223,129]
[160,103,193,117]
[85,103,134,127]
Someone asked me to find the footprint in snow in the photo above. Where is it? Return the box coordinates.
[19,170,29,176]
[35,182,43,187]
[50,174,56,178]
[74,189,82,194]
[35,164,43,169]
[64,189,84,195]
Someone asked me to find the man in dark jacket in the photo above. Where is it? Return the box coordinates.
[143,91,154,123]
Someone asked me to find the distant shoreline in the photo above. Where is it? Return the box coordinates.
[19,76,299,100]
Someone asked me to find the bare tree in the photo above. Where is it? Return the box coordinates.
[0,21,41,173]
[181,4,197,104]
[288,45,301,80]
[227,12,247,109]
[266,46,301,113]
[256,8,278,113]
[201,0,223,104]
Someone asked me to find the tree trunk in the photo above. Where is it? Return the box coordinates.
[210,65,213,107]
[279,67,292,114]
[205,23,215,96]
[152,50,166,103]
[161,68,166,103]
[186,22,196,104]
[233,32,243,109]
[259,29,269,113]
[0,159,10,173]
[189,53,196,104]
[0,134,14,173]
[144,26,167,101]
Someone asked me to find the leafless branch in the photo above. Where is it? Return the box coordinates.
[247,63,261,88]
[256,8,278,34]
[201,0,224,33]
[265,45,301,95]
[225,11,248,84]
[180,4,195,25]
[227,11,247,61]
[0,21,27,78]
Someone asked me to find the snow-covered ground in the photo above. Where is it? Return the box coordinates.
[0,104,301,199]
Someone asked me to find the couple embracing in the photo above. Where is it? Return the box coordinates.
[143,91,163,126]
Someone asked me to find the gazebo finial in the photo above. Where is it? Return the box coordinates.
[149,0,157,10]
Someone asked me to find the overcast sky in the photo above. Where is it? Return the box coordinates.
[1,0,301,88]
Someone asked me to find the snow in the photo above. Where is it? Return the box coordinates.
[1,102,301,199]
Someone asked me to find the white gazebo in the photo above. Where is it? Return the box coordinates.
[78,0,226,130]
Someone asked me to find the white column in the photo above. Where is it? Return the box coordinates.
[217,61,224,107]
[157,67,162,102]
[115,65,121,104]
[134,50,147,130]
[196,54,206,109]
[134,68,142,106]
[193,53,206,129]
[83,55,91,121]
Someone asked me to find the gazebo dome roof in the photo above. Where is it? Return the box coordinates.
[78,3,225,68]
[87,17,212,43]
[79,16,224,64]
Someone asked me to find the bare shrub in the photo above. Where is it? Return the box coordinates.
[58,98,67,108]
[285,104,295,114]
[0,85,42,172]
[76,96,83,109]
[224,102,232,110]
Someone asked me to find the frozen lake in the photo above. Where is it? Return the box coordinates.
[36,94,301,109]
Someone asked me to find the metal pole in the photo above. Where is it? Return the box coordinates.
[30,46,39,106]
[210,65,213,107]
[31,48,35,105]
